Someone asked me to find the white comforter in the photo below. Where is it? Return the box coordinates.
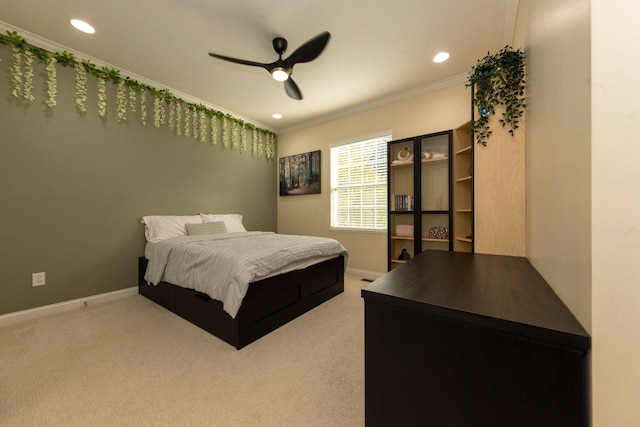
[144,232,348,318]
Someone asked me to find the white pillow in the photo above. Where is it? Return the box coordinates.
[186,221,227,235]
[200,213,247,233]
[142,215,203,242]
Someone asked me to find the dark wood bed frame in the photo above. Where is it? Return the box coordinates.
[138,255,345,349]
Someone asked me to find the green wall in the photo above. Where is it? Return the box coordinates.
[0,44,277,315]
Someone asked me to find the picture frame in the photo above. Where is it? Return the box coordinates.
[279,150,321,196]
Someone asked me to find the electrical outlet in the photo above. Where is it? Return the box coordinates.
[32,272,46,287]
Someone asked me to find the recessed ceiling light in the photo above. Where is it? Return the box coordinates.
[70,19,95,34]
[433,52,450,63]
[272,113,282,119]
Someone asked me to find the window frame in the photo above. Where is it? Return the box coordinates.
[329,132,391,232]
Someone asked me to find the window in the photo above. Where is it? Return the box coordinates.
[330,134,390,231]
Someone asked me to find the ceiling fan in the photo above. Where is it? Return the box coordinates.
[208,31,331,100]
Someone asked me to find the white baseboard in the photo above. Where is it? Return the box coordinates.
[1,268,383,328]
[0,286,138,328]
[346,267,385,282]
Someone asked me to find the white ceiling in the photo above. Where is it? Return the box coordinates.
[0,0,518,133]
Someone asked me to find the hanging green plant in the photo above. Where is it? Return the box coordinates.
[198,108,206,143]
[45,56,57,109]
[23,50,35,102]
[0,29,277,159]
[115,81,127,122]
[97,76,107,118]
[10,45,23,99]
[467,46,526,146]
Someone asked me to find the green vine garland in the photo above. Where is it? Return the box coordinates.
[0,30,276,158]
[466,46,525,146]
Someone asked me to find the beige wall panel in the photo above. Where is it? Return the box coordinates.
[591,0,640,425]
[516,0,591,329]
[474,110,526,256]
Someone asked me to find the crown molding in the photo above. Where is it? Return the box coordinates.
[278,72,469,134]
[0,20,276,133]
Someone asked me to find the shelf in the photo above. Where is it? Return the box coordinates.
[422,238,449,243]
[421,157,448,164]
[390,156,449,168]
[452,121,473,254]
[455,237,473,243]
[390,210,415,214]
[421,210,449,215]
[391,236,414,241]
[390,161,414,168]
[455,176,472,183]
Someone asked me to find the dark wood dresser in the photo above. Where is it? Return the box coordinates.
[361,250,591,427]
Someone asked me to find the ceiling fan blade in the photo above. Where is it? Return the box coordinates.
[208,53,269,71]
[283,31,331,68]
[284,77,303,100]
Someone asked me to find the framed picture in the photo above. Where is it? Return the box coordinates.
[279,150,321,196]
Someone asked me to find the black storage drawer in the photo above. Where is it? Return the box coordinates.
[174,288,238,346]
[139,281,176,312]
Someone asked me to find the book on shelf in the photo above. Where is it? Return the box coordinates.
[392,194,414,211]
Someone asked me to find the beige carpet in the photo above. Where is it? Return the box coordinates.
[0,274,366,426]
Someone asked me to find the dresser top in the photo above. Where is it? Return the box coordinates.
[362,250,590,351]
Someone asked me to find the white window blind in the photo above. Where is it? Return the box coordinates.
[330,135,390,230]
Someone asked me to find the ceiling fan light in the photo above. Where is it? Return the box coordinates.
[272,68,289,81]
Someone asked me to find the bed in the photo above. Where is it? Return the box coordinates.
[137,214,347,349]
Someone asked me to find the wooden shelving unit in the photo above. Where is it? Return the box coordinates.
[452,121,474,253]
